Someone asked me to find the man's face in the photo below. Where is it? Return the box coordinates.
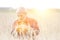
[17,10,27,20]
[17,7,27,20]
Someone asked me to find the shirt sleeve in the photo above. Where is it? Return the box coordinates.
[31,19,39,30]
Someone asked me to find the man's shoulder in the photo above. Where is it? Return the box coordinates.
[13,20,19,24]
[27,17,37,22]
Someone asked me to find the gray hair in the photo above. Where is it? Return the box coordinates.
[16,7,26,13]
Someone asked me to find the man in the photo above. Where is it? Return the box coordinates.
[11,7,40,40]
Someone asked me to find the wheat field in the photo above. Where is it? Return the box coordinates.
[0,9,60,40]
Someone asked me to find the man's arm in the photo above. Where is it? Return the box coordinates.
[11,20,17,34]
[31,19,39,30]
[31,19,40,35]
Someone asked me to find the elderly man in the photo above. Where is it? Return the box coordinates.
[11,7,40,40]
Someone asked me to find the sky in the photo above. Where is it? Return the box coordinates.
[0,0,60,10]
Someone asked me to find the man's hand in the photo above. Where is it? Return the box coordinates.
[35,30,40,35]
[32,30,40,37]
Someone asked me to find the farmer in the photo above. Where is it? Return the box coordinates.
[11,7,40,40]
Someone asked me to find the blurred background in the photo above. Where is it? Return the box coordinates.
[0,0,60,40]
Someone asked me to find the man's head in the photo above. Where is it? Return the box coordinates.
[17,7,27,20]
